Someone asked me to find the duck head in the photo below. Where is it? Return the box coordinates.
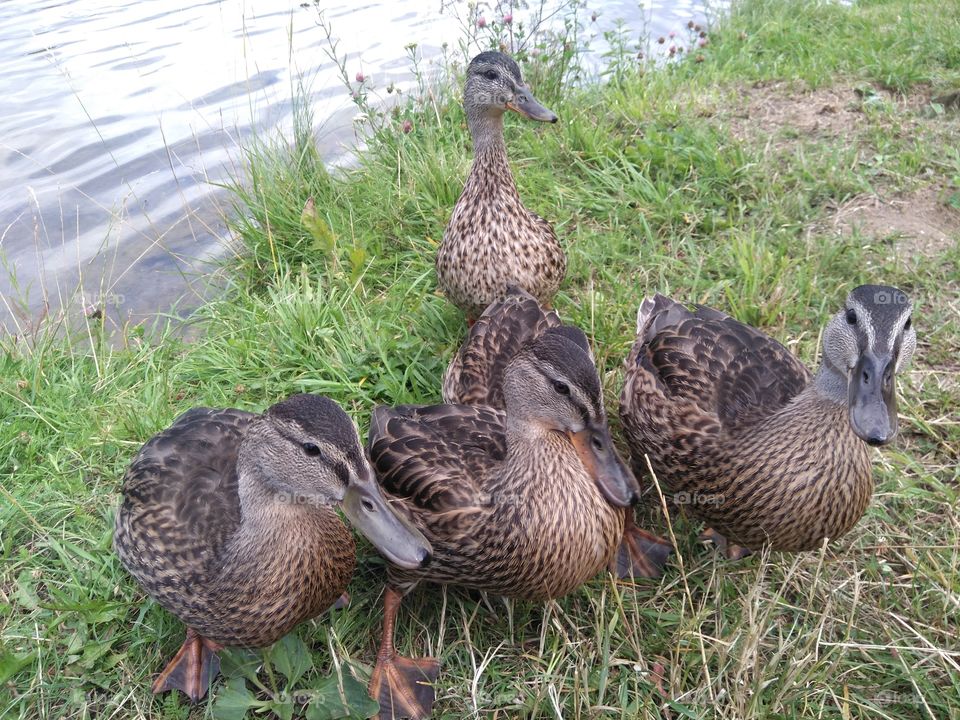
[821,286,916,446]
[502,328,640,507]
[245,394,432,569]
[463,50,558,126]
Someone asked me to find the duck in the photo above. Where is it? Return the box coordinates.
[114,393,431,702]
[365,288,671,720]
[619,285,916,556]
[436,51,566,322]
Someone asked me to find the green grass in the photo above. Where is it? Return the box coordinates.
[2,0,959,718]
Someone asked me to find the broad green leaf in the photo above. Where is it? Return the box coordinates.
[301,197,336,254]
[270,634,313,687]
[304,671,379,720]
[348,247,367,283]
[212,676,258,720]
[338,673,380,719]
[0,651,34,684]
[265,696,294,720]
[219,648,263,684]
[14,571,39,610]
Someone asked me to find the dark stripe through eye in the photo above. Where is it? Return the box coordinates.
[334,462,351,485]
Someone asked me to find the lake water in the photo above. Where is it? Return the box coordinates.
[0,0,717,335]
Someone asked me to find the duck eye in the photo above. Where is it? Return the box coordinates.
[302,442,321,457]
[553,380,570,396]
[904,316,912,331]
[484,69,498,81]
[845,308,857,325]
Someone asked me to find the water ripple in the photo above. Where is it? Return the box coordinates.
[0,0,719,333]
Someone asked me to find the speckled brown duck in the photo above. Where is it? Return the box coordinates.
[619,285,916,556]
[114,394,431,702]
[365,288,670,720]
[436,51,565,321]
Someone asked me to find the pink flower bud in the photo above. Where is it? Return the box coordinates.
[669,31,676,39]
[591,11,598,22]
[476,16,486,28]
[502,13,512,24]
[657,36,665,44]
[401,119,413,134]
[698,37,708,47]
[355,71,365,83]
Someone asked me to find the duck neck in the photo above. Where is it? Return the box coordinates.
[465,110,518,197]
[499,419,571,497]
[812,361,849,406]
[235,432,280,519]
[467,108,507,156]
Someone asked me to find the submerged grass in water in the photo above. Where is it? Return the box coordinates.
[2,0,959,718]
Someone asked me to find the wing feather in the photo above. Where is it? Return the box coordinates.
[116,408,254,575]
[443,286,587,407]
[634,296,811,432]
[367,404,506,537]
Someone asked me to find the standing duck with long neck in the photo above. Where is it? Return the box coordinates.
[436,51,566,322]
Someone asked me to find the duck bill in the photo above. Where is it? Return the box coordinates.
[341,465,432,570]
[568,425,639,507]
[506,87,558,123]
[848,352,898,446]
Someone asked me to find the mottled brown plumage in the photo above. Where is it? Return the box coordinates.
[369,401,624,600]
[441,285,580,405]
[114,394,430,702]
[619,286,917,553]
[436,51,565,319]
[366,288,666,720]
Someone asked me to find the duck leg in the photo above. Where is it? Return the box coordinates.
[699,527,753,560]
[611,513,673,579]
[369,587,439,720]
[152,628,223,702]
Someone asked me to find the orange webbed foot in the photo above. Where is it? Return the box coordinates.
[369,587,439,719]
[700,527,753,560]
[612,515,673,579]
[370,653,440,720]
[151,629,223,702]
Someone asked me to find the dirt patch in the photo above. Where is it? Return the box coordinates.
[705,80,960,256]
[818,186,960,257]
[722,80,933,146]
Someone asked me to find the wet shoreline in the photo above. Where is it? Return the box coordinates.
[0,0,716,336]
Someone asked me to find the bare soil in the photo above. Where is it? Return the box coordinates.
[717,80,960,258]
[724,79,933,145]
[819,186,960,257]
